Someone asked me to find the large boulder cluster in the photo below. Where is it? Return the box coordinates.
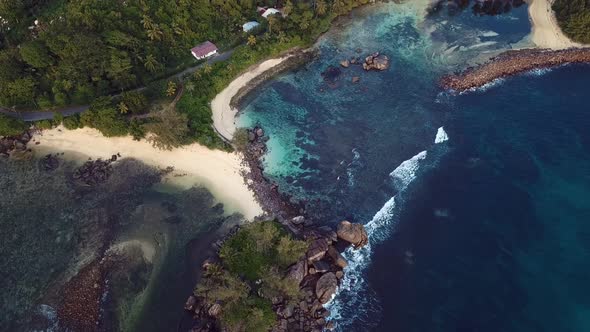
[272,219,368,332]
[0,130,32,157]
[183,220,368,332]
[362,52,390,71]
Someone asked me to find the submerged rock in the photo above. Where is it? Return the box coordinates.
[340,59,350,68]
[40,154,59,171]
[321,66,342,83]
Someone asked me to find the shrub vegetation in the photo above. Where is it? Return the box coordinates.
[195,221,307,332]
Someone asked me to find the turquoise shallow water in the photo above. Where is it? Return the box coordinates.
[239,1,590,331]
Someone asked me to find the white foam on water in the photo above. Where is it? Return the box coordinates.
[461,77,506,94]
[390,150,427,189]
[481,30,499,37]
[32,304,59,332]
[435,126,449,144]
[327,150,429,330]
[524,67,553,76]
[346,148,363,188]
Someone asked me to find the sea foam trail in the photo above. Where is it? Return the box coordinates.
[327,150,428,330]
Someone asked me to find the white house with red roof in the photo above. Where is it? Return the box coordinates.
[191,41,218,60]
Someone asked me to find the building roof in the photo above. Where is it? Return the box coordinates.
[191,41,218,57]
[243,21,260,32]
[262,8,281,18]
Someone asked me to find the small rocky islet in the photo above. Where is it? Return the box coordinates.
[322,51,390,85]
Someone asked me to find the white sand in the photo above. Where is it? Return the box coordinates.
[108,239,157,263]
[528,0,581,49]
[211,56,292,141]
[31,127,263,220]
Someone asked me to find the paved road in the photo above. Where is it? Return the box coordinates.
[0,50,235,122]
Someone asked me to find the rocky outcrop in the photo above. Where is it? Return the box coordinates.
[315,272,338,304]
[73,157,119,186]
[327,246,348,268]
[363,52,390,71]
[184,220,370,332]
[307,238,329,262]
[0,130,33,157]
[286,259,307,284]
[337,220,368,248]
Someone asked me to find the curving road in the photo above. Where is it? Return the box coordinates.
[0,50,234,122]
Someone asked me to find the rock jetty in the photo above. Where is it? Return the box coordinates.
[440,48,590,92]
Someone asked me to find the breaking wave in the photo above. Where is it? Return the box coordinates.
[435,126,449,144]
[327,150,429,330]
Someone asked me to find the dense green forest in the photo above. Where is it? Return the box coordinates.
[0,0,371,147]
[553,0,590,43]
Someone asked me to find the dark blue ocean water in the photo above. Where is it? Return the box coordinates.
[239,1,590,331]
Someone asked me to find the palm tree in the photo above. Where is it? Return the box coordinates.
[185,81,195,95]
[247,35,257,47]
[283,0,293,16]
[277,31,288,44]
[267,15,278,35]
[147,26,163,41]
[166,81,177,97]
[316,0,327,17]
[118,101,129,114]
[141,15,154,30]
[144,54,158,72]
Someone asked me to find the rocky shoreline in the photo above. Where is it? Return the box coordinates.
[440,47,590,92]
[184,220,368,332]
[181,125,370,331]
[240,126,306,224]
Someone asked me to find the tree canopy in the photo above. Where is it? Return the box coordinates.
[554,0,590,43]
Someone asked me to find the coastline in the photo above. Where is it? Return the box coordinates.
[439,0,590,92]
[528,0,580,50]
[211,48,316,141]
[30,126,263,220]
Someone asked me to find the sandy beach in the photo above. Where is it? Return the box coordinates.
[528,0,581,49]
[31,127,263,220]
[211,56,293,141]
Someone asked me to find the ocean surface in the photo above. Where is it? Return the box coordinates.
[238,1,590,331]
